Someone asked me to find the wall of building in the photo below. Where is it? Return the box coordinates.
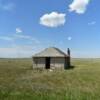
[33,57,67,69]
[33,57,45,69]
[50,57,65,69]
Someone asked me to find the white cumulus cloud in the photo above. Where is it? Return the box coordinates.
[69,0,90,14]
[67,36,72,41]
[16,28,23,33]
[40,12,66,27]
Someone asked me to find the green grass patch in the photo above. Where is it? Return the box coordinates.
[0,58,100,100]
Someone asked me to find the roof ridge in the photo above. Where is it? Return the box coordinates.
[33,47,68,57]
[54,47,67,56]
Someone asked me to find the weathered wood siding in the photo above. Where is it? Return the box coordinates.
[33,57,45,69]
[50,57,65,69]
[33,57,66,69]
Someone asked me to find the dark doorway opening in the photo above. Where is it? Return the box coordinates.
[45,57,50,69]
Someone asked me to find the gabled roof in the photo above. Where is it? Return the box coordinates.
[33,47,68,57]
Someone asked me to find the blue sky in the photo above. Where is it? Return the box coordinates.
[0,0,100,58]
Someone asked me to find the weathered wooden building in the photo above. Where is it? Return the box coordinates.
[32,47,71,69]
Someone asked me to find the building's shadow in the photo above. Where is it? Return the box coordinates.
[65,65,75,70]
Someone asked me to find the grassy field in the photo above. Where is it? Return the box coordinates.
[0,58,100,100]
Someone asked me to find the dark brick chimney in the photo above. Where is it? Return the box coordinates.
[64,48,71,69]
[67,48,71,67]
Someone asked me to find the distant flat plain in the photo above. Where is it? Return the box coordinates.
[0,58,100,100]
